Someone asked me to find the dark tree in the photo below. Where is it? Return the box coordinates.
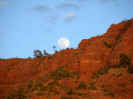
[43,49,49,56]
[52,45,58,53]
[33,50,43,58]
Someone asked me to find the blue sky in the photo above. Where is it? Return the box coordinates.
[0,0,133,58]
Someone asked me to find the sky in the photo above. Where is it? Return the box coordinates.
[0,0,133,58]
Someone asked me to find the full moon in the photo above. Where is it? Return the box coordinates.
[58,37,70,49]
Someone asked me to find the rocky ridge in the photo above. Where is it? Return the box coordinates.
[0,19,133,99]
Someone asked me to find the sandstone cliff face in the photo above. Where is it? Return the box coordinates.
[78,19,133,73]
[0,19,133,99]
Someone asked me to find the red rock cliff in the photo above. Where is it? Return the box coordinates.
[0,19,133,99]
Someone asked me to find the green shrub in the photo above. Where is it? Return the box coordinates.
[48,55,53,59]
[36,92,45,96]
[102,88,114,97]
[61,96,72,99]
[42,81,59,94]
[103,41,112,48]
[34,77,44,90]
[91,66,110,79]
[129,79,133,83]
[18,88,24,95]
[17,95,27,99]
[127,65,133,74]
[115,33,121,40]
[39,86,46,91]
[91,72,99,79]
[7,66,14,71]
[97,66,110,75]
[50,66,70,80]
[49,66,80,80]
[7,95,15,99]
[17,88,27,99]
[27,80,33,89]
[7,89,27,99]
[66,89,75,95]
[77,82,87,89]
[71,72,80,79]
[116,72,122,78]
[119,53,131,66]
[88,82,97,90]
[91,66,111,80]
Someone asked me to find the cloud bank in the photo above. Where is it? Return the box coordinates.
[64,13,77,22]
[33,5,53,13]
[56,3,80,11]
[33,0,129,25]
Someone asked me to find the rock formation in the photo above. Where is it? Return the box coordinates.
[0,19,133,99]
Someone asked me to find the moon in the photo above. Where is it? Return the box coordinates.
[58,37,70,49]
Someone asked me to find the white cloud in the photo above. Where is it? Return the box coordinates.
[33,5,53,12]
[56,3,80,11]
[64,13,77,22]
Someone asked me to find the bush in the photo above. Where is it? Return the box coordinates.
[43,49,49,56]
[91,66,110,79]
[33,50,43,58]
[97,66,110,75]
[7,88,27,99]
[129,79,133,83]
[115,33,121,40]
[77,82,87,89]
[27,80,33,89]
[127,65,133,74]
[88,82,97,90]
[34,77,44,90]
[7,95,15,99]
[67,89,74,95]
[91,72,99,79]
[36,92,45,96]
[119,53,131,66]
[71,72,80,79]
[103,41,112,48]
[101,88,114,97]
[50,66,70,80]
[61,96,72,99]
[17,95,27,99]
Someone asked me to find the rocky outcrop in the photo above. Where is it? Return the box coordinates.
[0,19,133,99]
